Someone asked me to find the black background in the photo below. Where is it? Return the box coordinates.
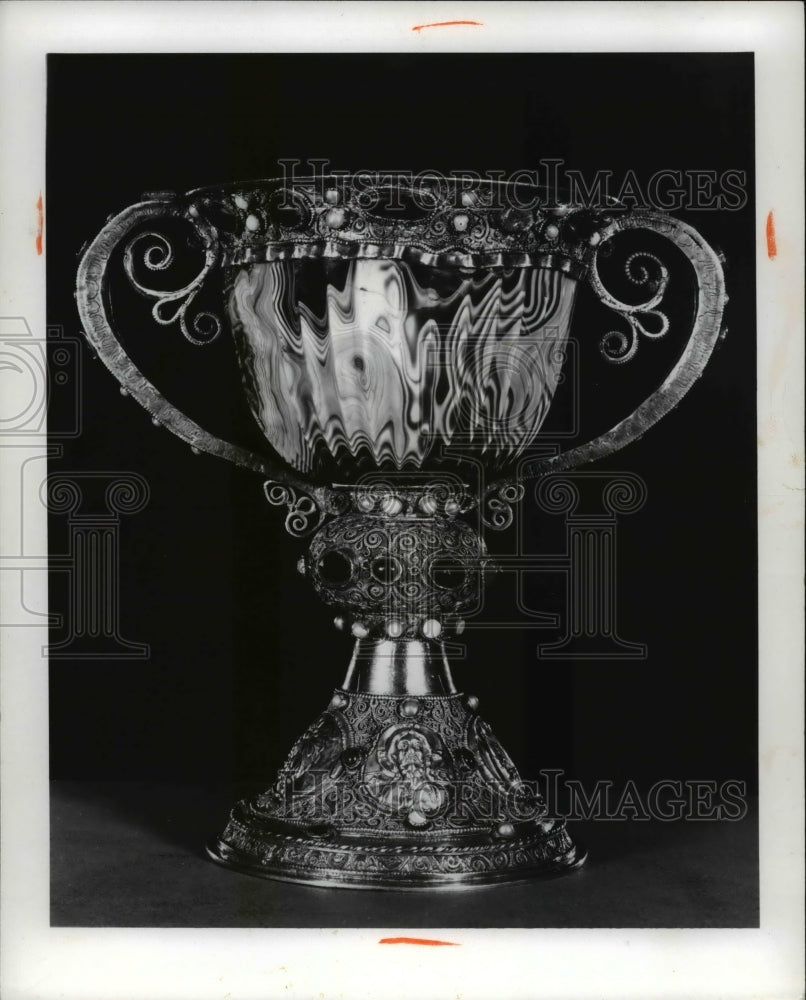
[47,54,756,803]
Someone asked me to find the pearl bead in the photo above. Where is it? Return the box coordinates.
[422,619,442,639]
[245,214,261,232]
[497,822,516,839]
[326,207,347,229]
[544,224,560,240]
[380,495,403,516]
[387,620,404,639]
[419,494,437,515]
[465,694,479,712]
[296,558,306,576]
[333,616,346,631]
[452,212,470,232]
[401,697,420,717]
[351,621,369,639]
[234,195,248,210]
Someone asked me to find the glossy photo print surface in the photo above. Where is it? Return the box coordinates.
[44,50,758,925]
[2,7,803,1000]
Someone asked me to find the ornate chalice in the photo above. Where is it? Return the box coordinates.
[76,175,725,888]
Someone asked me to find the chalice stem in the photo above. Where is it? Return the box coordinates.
[342,638,457,695]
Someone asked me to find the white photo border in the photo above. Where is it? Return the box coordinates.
[1,3,803,999]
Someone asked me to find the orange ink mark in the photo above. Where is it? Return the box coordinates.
[412,20,483,32]
[36,194,43,255]
[379,936,460,946]
[765,211,777,260]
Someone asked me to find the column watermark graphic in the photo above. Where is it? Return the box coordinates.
[44,472,150,660]
[532,472,647,659]
[0,317,151,659]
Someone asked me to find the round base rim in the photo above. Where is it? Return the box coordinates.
[205,836,587,891]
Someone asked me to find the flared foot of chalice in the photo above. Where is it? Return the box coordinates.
[76,174,724,889]
[207,686,585,889]
[206,483,584,888]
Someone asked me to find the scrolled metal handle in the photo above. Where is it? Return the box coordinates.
[76,196,315,497]
[519,209,727,479]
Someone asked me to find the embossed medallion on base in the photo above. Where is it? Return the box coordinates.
[207,689,585,889]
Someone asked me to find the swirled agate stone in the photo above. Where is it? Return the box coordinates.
[228,258,576,477]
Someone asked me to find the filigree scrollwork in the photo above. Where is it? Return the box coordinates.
[481,482,525,531]
[519,210,726,479]
[306,512,483,620]
[590,246,671,364]
[76,197,285,477]
[122,219,222,346]
[188,177,600,274]
[264,480,327,538]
